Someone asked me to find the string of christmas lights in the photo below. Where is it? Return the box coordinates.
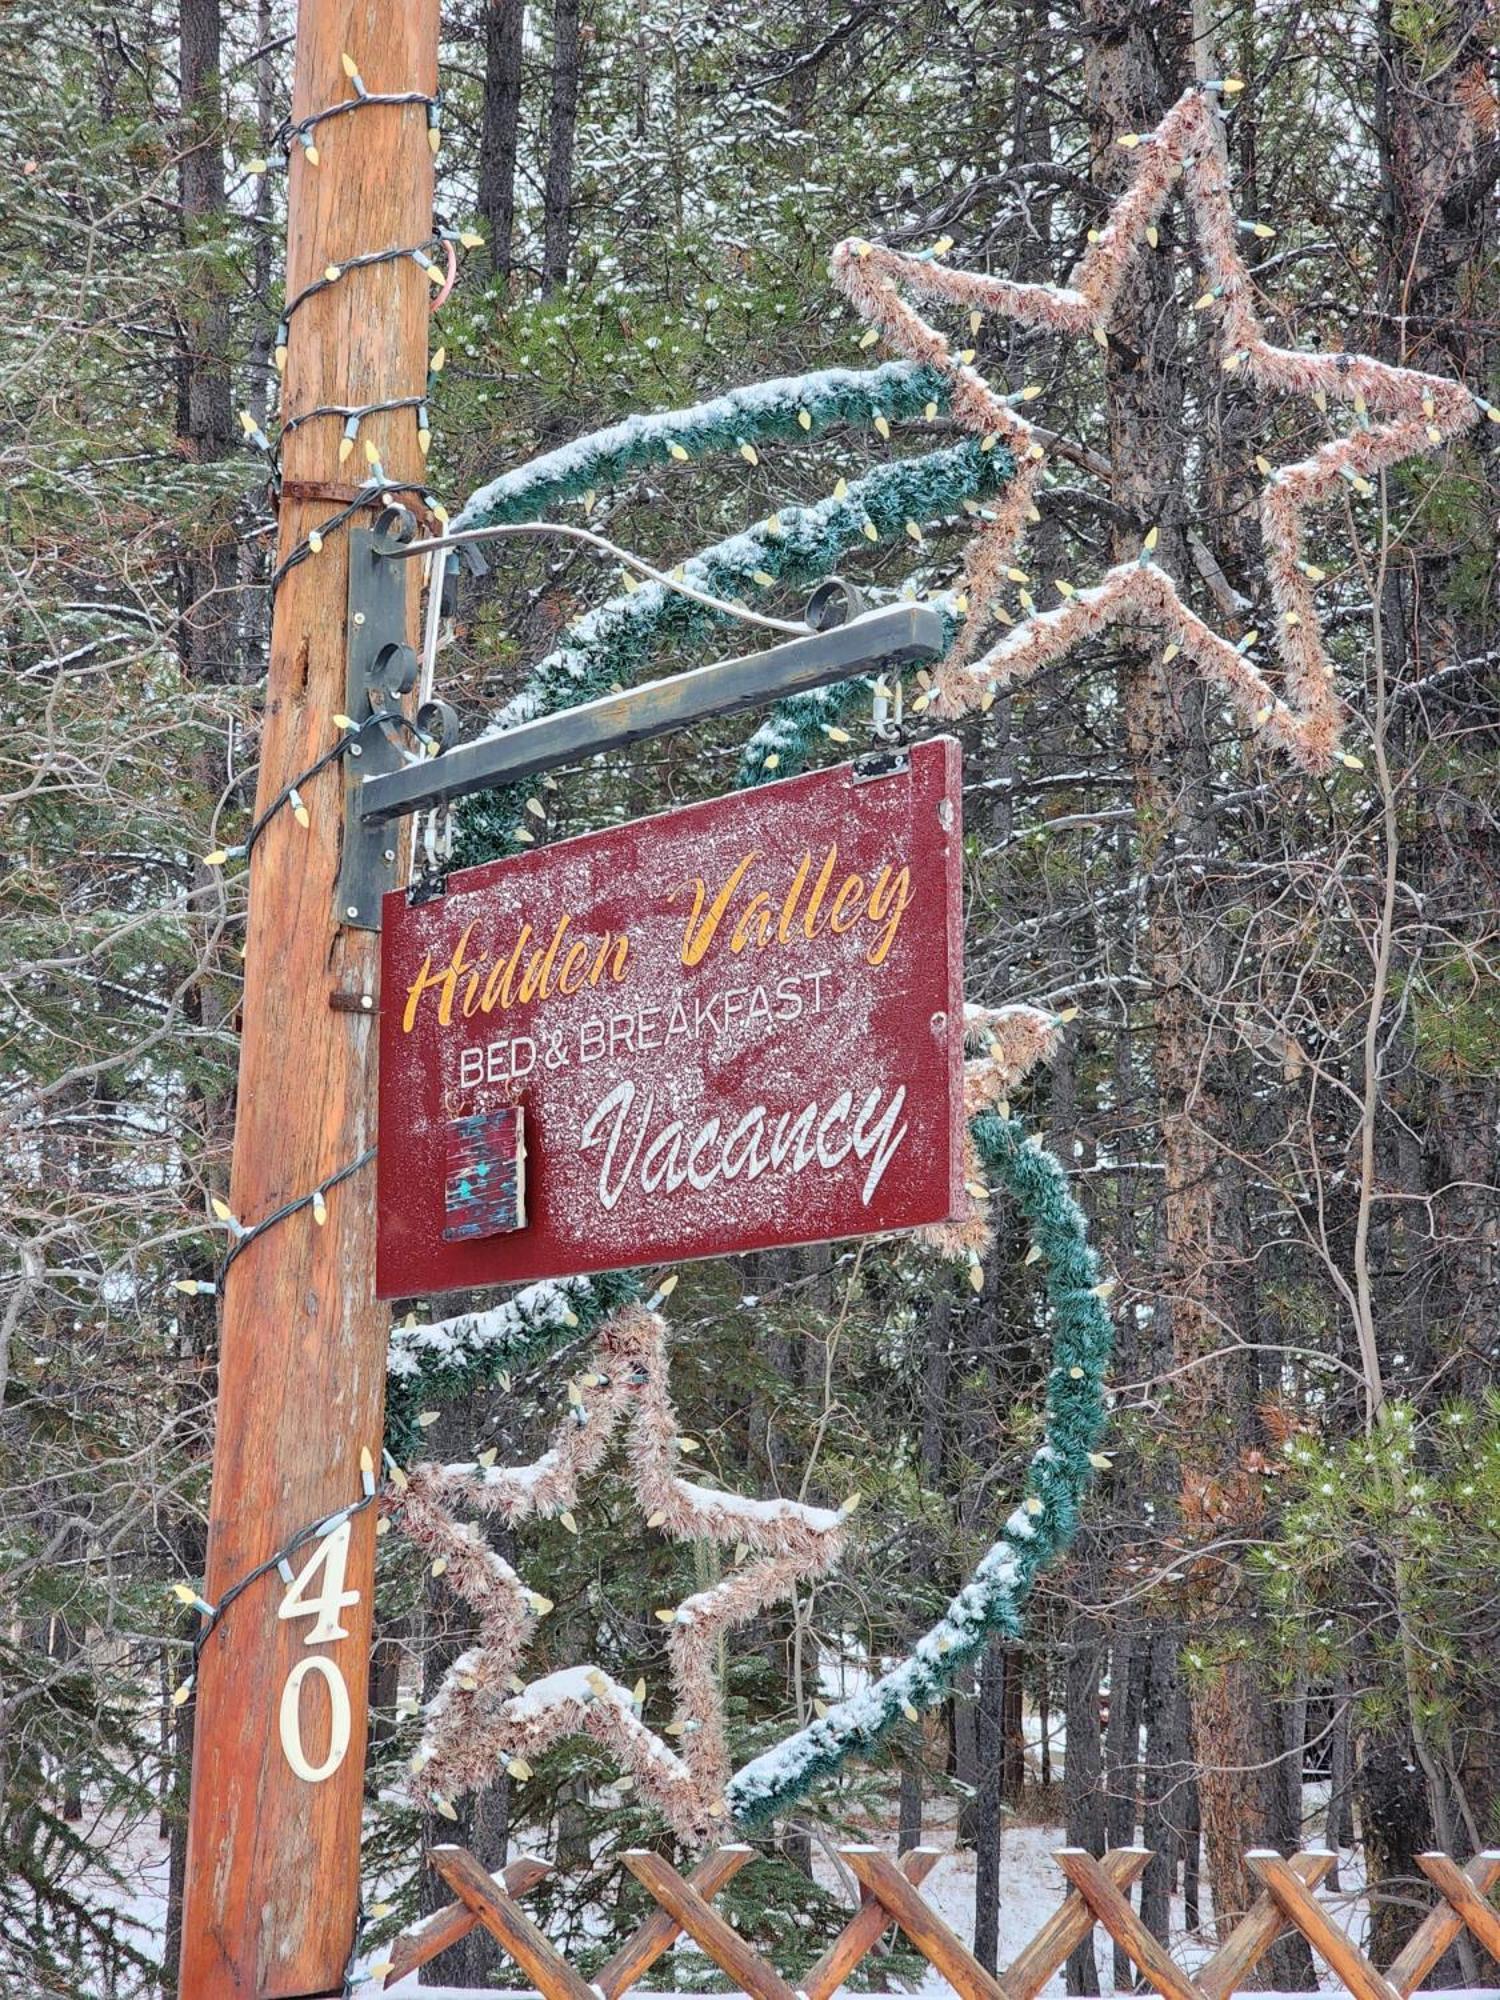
[248,51,441,173]
[234,58,483,594]
[165,1462,382,1714]
[829,79,1495,774]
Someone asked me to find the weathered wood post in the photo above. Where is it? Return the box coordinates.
[178,0,438,1990]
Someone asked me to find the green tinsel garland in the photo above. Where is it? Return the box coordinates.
[385,1269,639,1460]
[451,361,948,532]
[726,1114,1112,1828]
[385,380,1110,1835]
[455,440,1009,868]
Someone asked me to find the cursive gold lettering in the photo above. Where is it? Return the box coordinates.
[402,920,477,1033]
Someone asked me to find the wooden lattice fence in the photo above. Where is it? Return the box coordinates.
[383,1843,1500,1998]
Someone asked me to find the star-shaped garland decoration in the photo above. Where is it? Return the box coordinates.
[389,1008,1076,1844]
[831,81,1495,775]
[391,1298,852,1845]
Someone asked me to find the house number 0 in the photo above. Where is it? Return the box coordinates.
[275,1518,360,1783]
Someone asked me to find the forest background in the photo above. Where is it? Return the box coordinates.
[2,0,1498,1993]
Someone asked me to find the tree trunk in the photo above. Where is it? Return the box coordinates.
[1104,1631,1140,1987]
[1001,1647,1025,1803]
[897,1763,923,1856]
[177,0,236,686]
[1063,1555,1105,1995]
[1377,0,1500,1910]
[973,1635,1006,1974]
[1139,1627,1181,1947]
[1082,3,1312,1976]
[480,0,525,278]
[542,0,582,290]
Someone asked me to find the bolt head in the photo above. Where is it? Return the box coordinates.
[346,905,359,919]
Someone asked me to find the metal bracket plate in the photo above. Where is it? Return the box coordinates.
[852,746,912,784]
[336,527,415,930]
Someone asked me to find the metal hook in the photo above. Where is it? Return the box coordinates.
[871,669,905,743]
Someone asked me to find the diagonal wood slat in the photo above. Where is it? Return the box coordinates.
[1003,1847,1150,2000]
[408,1839,1500,2000]
[842,1845,1009,2000]
[1415,1853,1500,1966]
[1054,1848,1204,2000]
[1388,1853,1500,1995]
[623,1848,799,2000]
[383,1853,550,1987]
[1197,1849,1335,2000]
[596,1846,753,1999]
[1245,1850,1402,2000]
[430,1844,597,2000]
[802,1844,941,2000]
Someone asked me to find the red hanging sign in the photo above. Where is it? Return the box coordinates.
[377,736,965,1297]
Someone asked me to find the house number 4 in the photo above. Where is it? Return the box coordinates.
[276,1518,359,1783]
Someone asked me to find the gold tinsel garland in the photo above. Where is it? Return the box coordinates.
[830,83,1488,775]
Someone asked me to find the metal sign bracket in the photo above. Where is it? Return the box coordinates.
[336,556,946,931]
[336,525,418,930]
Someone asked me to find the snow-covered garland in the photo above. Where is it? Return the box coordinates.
[452,360,947,533]
[454,436,1010,864]
[830,81,1495,775]
[385,1269,639,1459]
[392,1299,852,1845]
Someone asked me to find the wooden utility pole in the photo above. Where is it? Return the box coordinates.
[179,2,438,1993]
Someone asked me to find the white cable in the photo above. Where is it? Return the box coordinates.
[397,520,812,659]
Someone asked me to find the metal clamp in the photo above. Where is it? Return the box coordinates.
[335,521,417,929]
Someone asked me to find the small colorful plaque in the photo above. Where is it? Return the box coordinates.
[442,1104,526,1242]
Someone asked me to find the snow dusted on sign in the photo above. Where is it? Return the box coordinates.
[377,740,965,1296]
